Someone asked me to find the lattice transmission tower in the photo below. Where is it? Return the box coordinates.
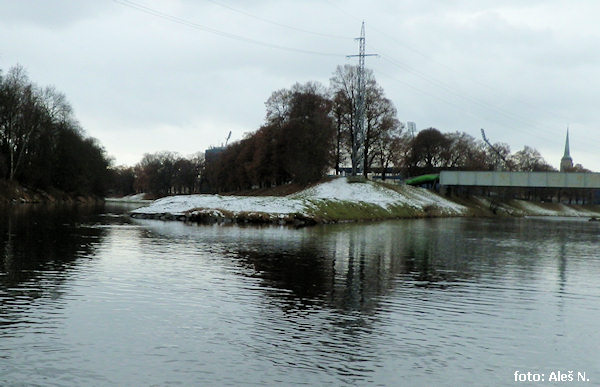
[347,22,377,176]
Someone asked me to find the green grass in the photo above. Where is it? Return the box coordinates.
[304,199,424,222]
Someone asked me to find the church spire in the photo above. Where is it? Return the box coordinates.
[560,128,573,172]
[563,128,571,158]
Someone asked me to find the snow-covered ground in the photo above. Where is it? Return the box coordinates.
[130,178,600,222]
[293,178,465,213]
[472,196,600,217]
[514,200,599,217]
[132,194,305,216]
[106,193,152,203]
[131,177,467,218]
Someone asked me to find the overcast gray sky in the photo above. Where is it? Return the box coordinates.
[1,0,598,170]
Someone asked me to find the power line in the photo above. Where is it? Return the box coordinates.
[322,0,576,138]
[112,0,345,57]
[378,54,597,146]
[204,0,352,40]
[376,68,486,121]
[369,26,575,130]
[379,53,581,141]
[114,0,591,153]
[379,54,553,136]
[374,67,560,145]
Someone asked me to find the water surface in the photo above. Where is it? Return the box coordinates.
[1,205,599,385]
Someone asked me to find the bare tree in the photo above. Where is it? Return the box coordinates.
[511,146,555,172]
[372,119,403,180]
[330,65,359,174]
[330,65,400,177]
[362,84,399,177]
[0,64,111,195]
[331,90,349,175]
[281,90,334,184]
[443,132,488,170]
[408,128,451,174]
[0,65,34,180]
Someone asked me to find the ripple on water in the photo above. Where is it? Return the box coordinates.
[2,214,600,385]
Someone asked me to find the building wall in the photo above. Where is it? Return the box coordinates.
[440,170,600,188]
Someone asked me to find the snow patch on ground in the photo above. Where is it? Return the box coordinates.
[515,200,598,217]
[515,201,557,215]
[393,185,467,213]
[132,194,306,215]
[293,178,467,213]
[106,193,152,203]
[132,177,467,219]
[293,178,401,206]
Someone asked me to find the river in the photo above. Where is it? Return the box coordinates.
[1,204,599,386]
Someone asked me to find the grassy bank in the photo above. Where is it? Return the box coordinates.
[0,180,103,205]
[131,177,467,225]
[130,177,600,226]
[304,199,427,223]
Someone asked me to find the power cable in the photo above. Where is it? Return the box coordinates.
[113,0,345,57]
[370,26,574,129]
[204,0,352,40]
[324,0,577,137]
[374,66,560,145]
[379,54,558,139]
[379,53,596,146]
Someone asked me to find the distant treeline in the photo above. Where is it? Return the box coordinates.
[110,152,204,197]
[115,82,335,196]
[202,67,401,192]
[3,64,588,200]
[198,65,585,193]
[0,65,110,196]
[205,82,334,191]
[115,64,592,197]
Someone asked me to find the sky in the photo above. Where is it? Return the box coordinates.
[1,0,599,170]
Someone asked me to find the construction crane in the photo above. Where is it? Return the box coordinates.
[480,128,511,171]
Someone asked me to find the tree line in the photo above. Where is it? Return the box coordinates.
[0,65,111,196]
[4,63,582,199]
[199,64,581,193]
[204,82,334,191]
[110,152,204,197]
[126,64,591,196]
[201,66,405,192]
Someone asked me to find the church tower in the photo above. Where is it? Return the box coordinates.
[560,129,573,172]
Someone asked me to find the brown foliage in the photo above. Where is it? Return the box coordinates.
[204,84,334,192]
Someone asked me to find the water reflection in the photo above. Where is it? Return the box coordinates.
[0,205,110,277]
[2,208,600,386]
[0,204,108,327]
[131,217,600,385]
[132,217,600,313]
[231,223,452,314]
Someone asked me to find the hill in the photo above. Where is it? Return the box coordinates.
[131,177,467,225]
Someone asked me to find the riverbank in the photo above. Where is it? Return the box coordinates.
[130,177,600,226]
[0,180,103,205]
[130,177,457,225]
[452,195,600,218]
[105,193,153,204]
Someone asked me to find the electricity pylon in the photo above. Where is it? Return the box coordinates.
[347,22,377,176]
